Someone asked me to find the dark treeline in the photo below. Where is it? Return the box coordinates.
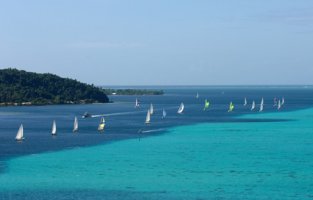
[103,88,164,95]
[0,68,109,105]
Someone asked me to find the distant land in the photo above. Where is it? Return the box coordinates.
[0,68,163,106]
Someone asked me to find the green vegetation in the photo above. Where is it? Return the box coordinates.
[0,68,109,105]
[103,88,164,95]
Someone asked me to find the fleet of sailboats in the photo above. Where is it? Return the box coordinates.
[13,96,287,140]
[51,120,57,135]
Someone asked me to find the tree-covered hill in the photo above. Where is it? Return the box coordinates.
[0,68,109,105]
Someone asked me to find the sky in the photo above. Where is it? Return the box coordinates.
[0,0,313,85]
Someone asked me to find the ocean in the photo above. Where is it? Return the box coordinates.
[0,86,313,199]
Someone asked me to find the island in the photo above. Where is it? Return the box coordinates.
[102,88,164,95]
[0,68,109,106]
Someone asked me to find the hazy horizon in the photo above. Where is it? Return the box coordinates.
[1,0,313,85]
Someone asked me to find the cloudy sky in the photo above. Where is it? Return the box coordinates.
[1,0,313,85]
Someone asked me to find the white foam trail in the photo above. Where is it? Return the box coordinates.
[140,128,166,133]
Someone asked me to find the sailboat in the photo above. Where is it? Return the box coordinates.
[177,103,184,114]
[73,117,78,133]
[203,99,210,111]
[145,110,151,124]
[162,109,167,119]
[259,98,264,112]
[277,100,281,110]
[149,103,154,115]
[228,102,234,112]
[15,124,24,141]
[251,101,255,111]
[135,98,140,108]
[281,97,285,106]
[196,92,199,99]
[244,98,247,106]
[51,120,57,135]
[98,117,105,131]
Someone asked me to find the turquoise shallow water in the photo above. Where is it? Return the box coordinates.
[1,108,313,199]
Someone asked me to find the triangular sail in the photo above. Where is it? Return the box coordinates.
[73,117,78,132]
[162,109,167,119]
[228,102,234,112]
[244,98,247,106]
[259,98,264,112]
[145,110,151,123]
[135,98,140,108]
[196,92,199,99]
[277,100,281,110]
[15,124,24,141]
[251,101,255,111]
[149,104,154,115]
[203,99,210,110]
[98,117,105,131]
[177,103,184,114]
[281,98,285,105]
[51,120,57,135]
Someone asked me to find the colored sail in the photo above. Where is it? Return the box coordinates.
[15,124,24,141]
[203,99,210,111]
[51,120,57,135]
[145,110,151,124]
[98,117,105,131]
[177,103,184,114]
[73,117,78,132]
[228,102,234,112]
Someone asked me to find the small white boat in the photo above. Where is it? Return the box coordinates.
[15,124,24,141]
[177,103,184,114]
[51,120,57,135]
[135,98,140,108]
[149,103,154,115]
[251,101,255,111]
[259,98,264,112]
[162,109,167,119]
[98,117,105,131]
[244,98,247,106]
[145,110,151,124]
[73,117,78,133]
[277,100,281,110]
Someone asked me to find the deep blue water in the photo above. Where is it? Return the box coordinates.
[1,86,313,200]
[0,86,312,160]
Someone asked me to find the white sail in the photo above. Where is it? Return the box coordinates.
[73,117,78,132]
[51,120,57,135]
[281,98,285,105]
[244,98,247,106]
[162,109,167,119]
[251,101,255,111]
[15,124,24,141]
[135,98,139,108]
[150,103,154,115]
[277,100,281,110]
[177,103,184,114]
[145,110,151,124]
[259,98,264,112]
[196,92,199,99]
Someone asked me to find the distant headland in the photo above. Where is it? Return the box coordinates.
[0,68,163,106]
